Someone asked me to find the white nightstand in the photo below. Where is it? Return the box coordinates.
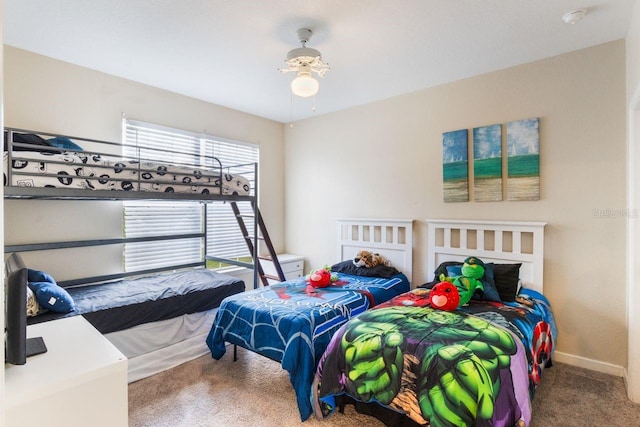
[262,253,304,283]
[5,316,128,427]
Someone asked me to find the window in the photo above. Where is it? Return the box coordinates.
[122,119,258,272]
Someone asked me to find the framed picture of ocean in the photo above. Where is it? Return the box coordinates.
[442,129,469,202]
[473,124,502,201]
[507,118,540,201]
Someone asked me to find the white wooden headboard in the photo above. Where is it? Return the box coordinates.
[426,219,546,293]
[336,218,413,280]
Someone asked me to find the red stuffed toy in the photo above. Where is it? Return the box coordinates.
[429,281,460,311]
[309,269,332,288]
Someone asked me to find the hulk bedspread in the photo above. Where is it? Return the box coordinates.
[206,272,410,421]
[313,287,556,427]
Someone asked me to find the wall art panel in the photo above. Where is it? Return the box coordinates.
[442,129,469,202]
[473,124,502,201]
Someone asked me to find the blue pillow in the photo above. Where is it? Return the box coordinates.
[28,281,75,313]
[48,136,83,151]
[446,265,462,277]
[477,264,502,302]
[27,268,56,284]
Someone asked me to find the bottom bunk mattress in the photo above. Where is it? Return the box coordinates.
[27,269,245,334]
[206,272,411,421]
[313,287,557,427]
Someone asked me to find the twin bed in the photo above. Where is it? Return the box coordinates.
[206,218,414,420]
[312,220,556,426]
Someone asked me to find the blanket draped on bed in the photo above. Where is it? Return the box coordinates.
[206,272,410,421]
[314,288,556,427]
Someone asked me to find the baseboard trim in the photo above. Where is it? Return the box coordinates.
[553,351,624,377]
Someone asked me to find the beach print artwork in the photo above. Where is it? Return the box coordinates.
[473,124,502,201]
[442,129,469,202]
[507,118,540,201]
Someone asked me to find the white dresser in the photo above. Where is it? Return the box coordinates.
[5,316,128,427]
[262,253,304,283]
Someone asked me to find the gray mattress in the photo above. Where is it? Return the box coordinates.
[27,269,245,334]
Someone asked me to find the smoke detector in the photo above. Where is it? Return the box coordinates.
[562,9,587,24]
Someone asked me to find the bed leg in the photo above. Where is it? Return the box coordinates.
[311,375,325,420]
[233,344,238,361]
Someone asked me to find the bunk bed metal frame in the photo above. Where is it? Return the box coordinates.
[3,127,262,289]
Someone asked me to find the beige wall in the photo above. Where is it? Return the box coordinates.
[284,41,628,369]
[3,46,285,281]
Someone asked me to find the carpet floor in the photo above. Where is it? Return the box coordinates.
[129,346,640,426]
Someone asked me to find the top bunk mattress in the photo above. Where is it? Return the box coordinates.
[4,150,250,196]
[27,269,246,334]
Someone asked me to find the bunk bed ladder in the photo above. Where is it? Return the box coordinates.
[229,201,286,287]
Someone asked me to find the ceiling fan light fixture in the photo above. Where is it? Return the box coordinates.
[279,28,330,99]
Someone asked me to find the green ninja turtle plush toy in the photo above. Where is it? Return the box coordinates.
[453,256,486,306]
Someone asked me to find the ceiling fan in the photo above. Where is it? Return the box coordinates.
[279,28,330,98]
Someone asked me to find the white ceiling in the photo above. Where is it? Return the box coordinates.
[3,1,636,123]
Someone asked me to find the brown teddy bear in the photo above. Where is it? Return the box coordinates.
[352,250,390,268]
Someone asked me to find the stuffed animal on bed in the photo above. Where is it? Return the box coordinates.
[352,250,390,268]
[429,281,460,311]
[307,265,339,288]
[452,256,486,306]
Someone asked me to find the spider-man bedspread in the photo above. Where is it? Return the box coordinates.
[206,272,410,421]
[312,288,556,427]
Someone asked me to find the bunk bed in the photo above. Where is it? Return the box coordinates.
[3,127,259,381]
[312,219,557,427]
[206,218,414,421]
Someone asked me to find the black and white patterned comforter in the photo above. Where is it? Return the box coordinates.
[4,150,250,195]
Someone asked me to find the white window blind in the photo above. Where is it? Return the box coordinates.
[124,201,203,271]
[203,137,257,262]
[122,119,258,272]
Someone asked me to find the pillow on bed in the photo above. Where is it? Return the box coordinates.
[476,264,502,303]
[446,265,462,277]
[3,132,59,153]
[330,260,400,279]
[48,136,84,151]
[434,261,461,280]
[27,269,75,313]
[487,263,522,302]
[28,281,75,313]
[418,261,461,288]
[27,268,56,284]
